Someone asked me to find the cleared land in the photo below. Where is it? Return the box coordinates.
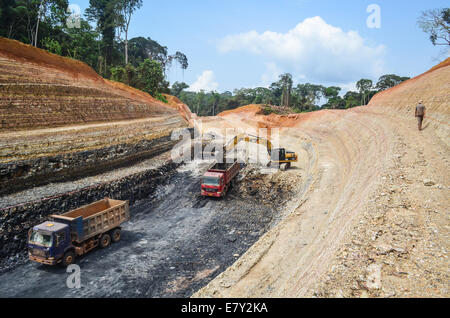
[0,37,448,298]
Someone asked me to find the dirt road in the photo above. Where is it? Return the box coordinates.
[194,106,449,297]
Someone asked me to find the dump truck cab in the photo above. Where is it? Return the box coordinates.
[202,171,224,196]
[28,221,72,265]
[201,162,241,198]
[28,198,129,267]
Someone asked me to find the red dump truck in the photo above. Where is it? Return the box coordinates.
[201,161,241,198]
[28,198,130,266]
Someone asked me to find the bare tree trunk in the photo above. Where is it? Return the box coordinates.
[124,17,131,65]
[34,1,44,47]
[125,35,128,65]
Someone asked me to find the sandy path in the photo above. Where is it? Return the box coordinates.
[194,106,448,297]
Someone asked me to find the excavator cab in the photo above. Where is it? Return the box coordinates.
[271,148,286,161]
[270,148,298,170]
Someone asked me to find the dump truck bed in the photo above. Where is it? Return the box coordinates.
[51,198,129,243]
[208,162,238,172]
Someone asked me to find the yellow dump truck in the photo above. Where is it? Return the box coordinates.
[28,198,130,266]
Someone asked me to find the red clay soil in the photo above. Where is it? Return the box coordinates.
[0,37,193,130]
[162,94,196,124]
[0,37,100,82]
[218,104,264,117]
[218,103,337,130]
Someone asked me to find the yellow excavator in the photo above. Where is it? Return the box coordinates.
[223,133,298,170]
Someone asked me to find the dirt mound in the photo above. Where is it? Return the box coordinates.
[0,37,192,131]
[218,104,264,117]
[217,103,334,130]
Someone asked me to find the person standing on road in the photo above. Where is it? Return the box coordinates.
[415,100,426,131]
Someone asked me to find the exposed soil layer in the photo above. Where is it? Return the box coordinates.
[0,37,193,131]
[0,127,182,195]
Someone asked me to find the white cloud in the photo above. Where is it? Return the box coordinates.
[261,63,282,87]
[189,70,219,92]
[218,16,386,84]
[340,81,358,93]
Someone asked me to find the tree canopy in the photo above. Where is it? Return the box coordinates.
[0,0,188,98]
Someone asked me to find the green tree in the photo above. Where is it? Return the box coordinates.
[127,36,168,67]
[61,19,100,69]
[117,0,142,65]
[279,73,293,107]
[322,86,343,109]
[356,79,373,105]
[0,0,68,46]
[293,83,325,111]
[135,59,164,96]
[41,36,62,54]
[168,51,189,74]
[376,74,410,91]
[343,91,361,108]
[171,81,189,97]
[86,0,122,74]
[110,65,127,83]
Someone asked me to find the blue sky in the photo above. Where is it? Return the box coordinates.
[75,0,449,93]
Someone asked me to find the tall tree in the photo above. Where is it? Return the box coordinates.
[294,83,325,111]
[323,86,342,109]
[171,81,189,97]
[135,59,164,96]
[1,0,68,46]
[356,79,373,105]
[34,0,44,46]
[279,73,293,107]
[418,8,450,46]
[168,51,189,74]
[86,0,122,74]
[127,36,168,66]
[117,0,142,65]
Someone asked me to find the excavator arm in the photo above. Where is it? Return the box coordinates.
[223,133,297,170]
[224,133,273,155]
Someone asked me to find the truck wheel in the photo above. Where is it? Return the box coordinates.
[111,229,121,243]
[100,233,111,248]
[62,251,75,267]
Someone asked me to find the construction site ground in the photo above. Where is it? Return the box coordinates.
[1,103,447,298]
[0,38,448,298]
[0,158,302,297]
[194,106,449,298]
